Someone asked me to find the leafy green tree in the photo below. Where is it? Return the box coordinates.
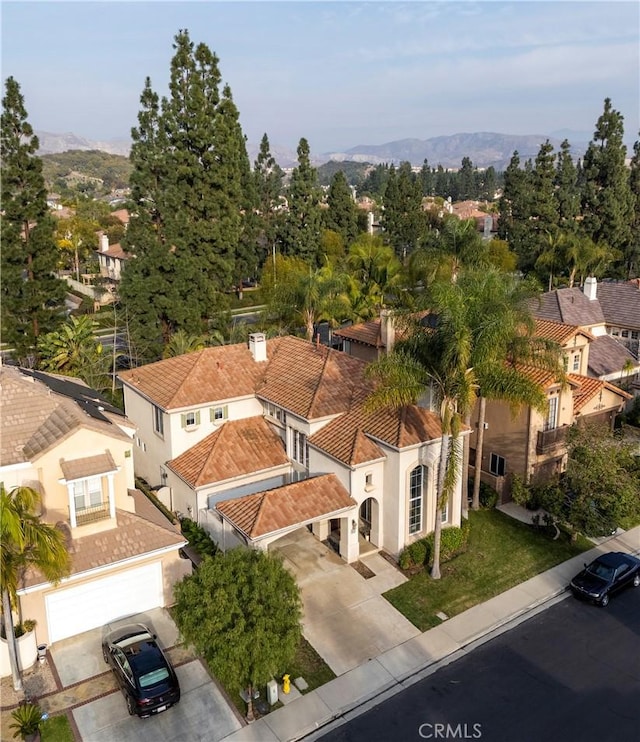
[280,138,323,264]
[1,77,66,363]
[325,171,359,246]
[173,548,301,720]
[581,98,634,277]
[1,485,71,691]
[54,214,99,279]
[382,162,425,259]
[346,235,402,319]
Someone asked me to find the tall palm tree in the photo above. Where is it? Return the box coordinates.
[366,281,476,579]
[163,329,207,358]
[1,485,71,691]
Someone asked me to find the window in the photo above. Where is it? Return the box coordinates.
[152,405,164,436]
[562,355,569,372]
[365,473,373,490]
[631,331,639,340]
[572,354,580,372]
[408,465,424,535]
[611,328,620,337]
[489,453,506,477]
[210,405,229,423]
[621,329,629,339]
[292,430,308,467]
[441,500,448,523]
[73,477,103,511]
[544,396,558,432]
[265,402,286,424]
[181,410,201,429]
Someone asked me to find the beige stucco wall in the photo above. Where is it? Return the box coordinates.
[17,551,190,647]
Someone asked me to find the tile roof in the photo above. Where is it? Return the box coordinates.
[334,319,383,347]
[1,366,130,466]
[256,336,372,419]
[534,318,592,345]
[97,243,131,260]
[119,340,284,410]
[309,403,445,465]
[216,473,356,539]
[60,452,118,481]
[21,489,185,589]
[568,374,630,413]
[531,287,606,327]
[587,334,638,377]
[167,416,289,487]
[594,281,640,330]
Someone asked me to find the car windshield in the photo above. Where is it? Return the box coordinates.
[139,666,170,688]
[587,561,614,580]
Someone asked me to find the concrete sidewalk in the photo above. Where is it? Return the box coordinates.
[222,525,640,742]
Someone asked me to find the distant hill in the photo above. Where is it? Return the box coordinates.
[40,150,132,195]
[36,129,593,172]
[325,132,590,170]
[316,160,373,186]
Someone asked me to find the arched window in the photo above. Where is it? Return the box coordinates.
[409,465,425,534]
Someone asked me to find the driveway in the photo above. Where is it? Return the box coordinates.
[272,529,421,676]
[46,607,242,742]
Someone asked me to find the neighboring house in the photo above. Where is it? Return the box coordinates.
[468,318,632,502]
[96,234,131,283]
[533,276,640,392]
[119,333,467,563]
[0,366,189,654]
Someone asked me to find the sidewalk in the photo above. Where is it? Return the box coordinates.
[222,525,640,742]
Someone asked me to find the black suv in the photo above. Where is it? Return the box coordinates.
[102,623,180,717]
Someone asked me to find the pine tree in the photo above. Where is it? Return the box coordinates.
[253,133,284,270]
[382,162,425,259]
[555,139,580,233]
[325,171,359,247]
[419,159,434,197]
[628,135,640,277]
[497,151,536,272]
[457,157,476,201]
[581,98,634,277]
[280,138,323,264]
[1,77,66,364]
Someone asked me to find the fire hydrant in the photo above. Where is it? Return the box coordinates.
[282,674,291,694]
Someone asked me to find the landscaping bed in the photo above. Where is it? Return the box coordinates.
[384,509,592,632]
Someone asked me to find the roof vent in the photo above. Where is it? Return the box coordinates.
[249,333,267,363]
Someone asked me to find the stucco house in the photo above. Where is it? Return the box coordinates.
[119,334,467,563]
[468,318,631,501]
[0,366,189,655]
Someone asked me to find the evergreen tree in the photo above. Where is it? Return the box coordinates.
[626,135,640,278]
[480,166,497,201]
[280,138,323,264]
[457,157,476,200]
[528,140,560,273]
[1,77,66,363]
[497,151,535,272]
[253,133,284,270]
[382,162,425,259]
[119,31,251,358]
[419,159,434,197]
[325,171,359,247]
[581,98,634,277]
[555,139,580,234]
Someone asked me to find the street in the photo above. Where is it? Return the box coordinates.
[319,587,640,742]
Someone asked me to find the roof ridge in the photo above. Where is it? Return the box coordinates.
[249,491,270,537]
[307,343,332,418]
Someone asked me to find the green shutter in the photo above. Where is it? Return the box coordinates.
[195,410,201,425]
[210,408,215,422]
[223,405,228,420]
[181,413,187,428]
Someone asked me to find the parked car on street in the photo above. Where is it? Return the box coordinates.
[102,623,180,717]
[569,551,640,607]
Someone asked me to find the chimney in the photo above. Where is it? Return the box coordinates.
[583,276,597,301]
[249,332,267,362]
[380,309,395,353]
[100,234,109,253]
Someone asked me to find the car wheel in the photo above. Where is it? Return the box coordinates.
[633,574,640,588]
[126,695,136,716]
[600,594,609,607]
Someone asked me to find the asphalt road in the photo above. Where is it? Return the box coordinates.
[320,587,640,742]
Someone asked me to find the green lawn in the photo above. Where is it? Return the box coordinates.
[278,636,336,693]
[40,713,74,742]
[385,509,593,632]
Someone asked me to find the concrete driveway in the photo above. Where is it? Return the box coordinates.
[47,607,242,742]
[272,529,421,676]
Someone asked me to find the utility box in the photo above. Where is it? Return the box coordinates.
[266,679,278,705]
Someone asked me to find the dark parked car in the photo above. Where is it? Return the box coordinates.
[570,552,640,607]
[102,623,180,717]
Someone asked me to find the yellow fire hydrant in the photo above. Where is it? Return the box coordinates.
[283,674,291,694]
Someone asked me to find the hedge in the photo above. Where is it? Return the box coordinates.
[398,518,471,571]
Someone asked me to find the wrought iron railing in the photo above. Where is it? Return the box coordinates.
[74,502,110,526]
[536,426,568,455]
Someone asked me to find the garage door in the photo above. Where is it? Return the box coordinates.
[45,562,163,643]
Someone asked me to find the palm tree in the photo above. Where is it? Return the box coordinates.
[1,485,71,691]
[163,329,207,358]
[366,281,476,579]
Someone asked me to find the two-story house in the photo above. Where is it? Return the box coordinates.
[0,366,189,654]
[119,334,467,563]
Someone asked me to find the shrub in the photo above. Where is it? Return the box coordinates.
[478,483,498,509]
[398,519,471,571]
[510,475,529,508]
[180,517,219,559]
[10,702,43,740]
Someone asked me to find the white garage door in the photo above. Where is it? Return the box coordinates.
[46,562,164,643]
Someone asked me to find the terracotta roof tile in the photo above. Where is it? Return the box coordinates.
[167,416,289,487]
[568,373,631,413]
[534,318,593,345]
[216,473,356,539]
[97,243,131,260]
[334,320,383,347]
[60,452,118,481]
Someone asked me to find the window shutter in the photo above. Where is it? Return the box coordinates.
[181,413,187,428]
[195,410,201,425]
[223,405,228,420]
[210,408,215,423]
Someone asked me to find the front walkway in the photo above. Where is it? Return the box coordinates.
[272,529,421,676]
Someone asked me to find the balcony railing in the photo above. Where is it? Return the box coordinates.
[536,426,568,455]
[73,502,110,526]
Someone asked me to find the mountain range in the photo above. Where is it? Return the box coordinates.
[35,130,592,170]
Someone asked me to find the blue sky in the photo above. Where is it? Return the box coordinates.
[2,1,638,155]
